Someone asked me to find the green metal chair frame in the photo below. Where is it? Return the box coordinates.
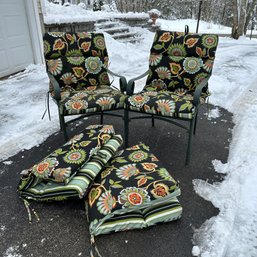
[48,69,127,141]
[124,30,218,165]
[44,32,127,141]
[124,74,209,165]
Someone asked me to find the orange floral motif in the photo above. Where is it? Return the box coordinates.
[127,145,140,150]
[66,34,74,41]
[159,32,172,42]
[185,38,198,48]
[53,39,65,50]
[142,163,158,171]
[85,86,97,91]
[32,157,59,178]
[196,47,203,57]
[128,192,142,205]
[36,162,49,175]
[72,102,83,110]
[151,183,169,198]
[137,177,148,187]
[81,42,91,52]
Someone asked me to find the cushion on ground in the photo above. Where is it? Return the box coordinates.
[86,143,182,236]
[20,125,115,185]
[126,90,205,119]
[59,86,127,115]
[17,125,123,201]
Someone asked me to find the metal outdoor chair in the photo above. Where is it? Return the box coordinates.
[43,32,127,140]
[124,30,219,164]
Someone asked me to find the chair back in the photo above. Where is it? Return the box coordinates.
[145,30,218,94]
[43,32,110,92]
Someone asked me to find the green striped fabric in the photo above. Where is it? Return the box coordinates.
[18,134,123,201]
[89,197,182,236]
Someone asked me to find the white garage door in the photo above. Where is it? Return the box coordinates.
[0,0,34,78]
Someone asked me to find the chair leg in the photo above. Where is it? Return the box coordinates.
[185,118,195,165]
[124,108,129,148]
[193,111,198,135]
[151,115,155,127]
[100,111,104,125]
[59,113,68,141]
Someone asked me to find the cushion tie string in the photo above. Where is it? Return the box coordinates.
[90,235,103,257]
[41,91,51,121]
[22,198,40,223]
[207,96,210,118]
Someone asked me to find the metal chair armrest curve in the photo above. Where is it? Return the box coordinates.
[126,70,149,95]
[193,78,210,106]
[47,72,61,101]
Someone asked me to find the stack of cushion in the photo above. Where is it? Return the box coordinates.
[17,125,182,239]
[18,125,122,201]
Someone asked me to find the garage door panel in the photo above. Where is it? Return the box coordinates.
[11,45,32,68]
[0,50,9,74]
[0,0,34,77]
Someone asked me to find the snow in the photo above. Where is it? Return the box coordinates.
[3,246,22,257]
[192,245,201,256]
[206,107,220,120]
[1,4,257,256]
[44,1,148,24]
[192,39,257,257]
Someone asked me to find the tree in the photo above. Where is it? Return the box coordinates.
[232,0,257,39]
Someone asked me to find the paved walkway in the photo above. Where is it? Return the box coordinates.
[0,105,233,257]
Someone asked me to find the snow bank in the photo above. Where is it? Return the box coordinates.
[193,37,257,257]
[0,65,60,161]
[44,1,148,24]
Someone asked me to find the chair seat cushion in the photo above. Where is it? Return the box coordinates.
[87,143,182,236]
[58,86,127,115]
[17,125,123,201]
[126,90,206,119]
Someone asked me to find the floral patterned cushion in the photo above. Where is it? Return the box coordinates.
[18,126,123,201]
[126,90,205,119]
[19,125,115,185]
[145,30,218,94]
[87,143,182,236]
[58,86,127,115]
[43,32,111,92]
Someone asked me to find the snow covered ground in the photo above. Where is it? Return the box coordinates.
[44,1,148,24]
[1,6,257,257]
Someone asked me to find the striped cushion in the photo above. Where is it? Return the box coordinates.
[86,143,182,236]
[17,127,123,201]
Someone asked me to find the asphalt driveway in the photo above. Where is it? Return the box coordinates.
[0,105,233,257]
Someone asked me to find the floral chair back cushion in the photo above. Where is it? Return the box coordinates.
[145,30,219,94]
[43,32,110,92]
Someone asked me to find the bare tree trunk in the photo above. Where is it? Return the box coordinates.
[232,0,257,39]
[244,0,257,34]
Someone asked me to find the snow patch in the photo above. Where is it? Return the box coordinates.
[4,246,22,257]
[3,161,13,165]
[206,107,220,120]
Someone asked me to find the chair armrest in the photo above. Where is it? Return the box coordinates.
[47,72,61,101]
[127,70,149,95]
[107,68,127,93]
[193,78,210,106]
